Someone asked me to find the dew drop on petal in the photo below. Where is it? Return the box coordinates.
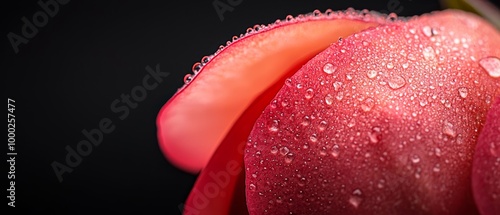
[388,75,406,89]
[433,164,441,172]
[249,183,256,191]
[479,56,500,78]
[331,144,340,157]
[336,92,344,101]
[183,74,193,84]
[323,63,337,74]
[305,88,314,99]
[349,189,363,209]
[279,146,290,156]
[270,146,278,155]
[442,121,456,138]
[301,116,311,126]
[285,153,294,163]
[407,53,417,61]
[458,87,468,98]
[269,120,279,132]
[333,81,343,91]
[318,120,328,131]
[411,155,421,164]
[361,98,375,112]
[310,134,318,143]
[366,70,378,79]
[347,118,356,128]
[325,94,334,105]
[490,143,500,157]
[422,46,436,60]
[386,62,394,69]
[422,26,433,37]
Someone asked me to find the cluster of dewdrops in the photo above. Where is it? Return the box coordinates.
[181,8,403,86]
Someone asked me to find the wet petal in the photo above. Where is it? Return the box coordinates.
[472,95,500,215]
[157,9,388,173]
[245,10,499,215]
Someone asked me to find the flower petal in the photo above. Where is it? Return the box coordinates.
[472,95,500,215]
[157,10,389,173]
[170,9,398,215]
[245,9,500,215]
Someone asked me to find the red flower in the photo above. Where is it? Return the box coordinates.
[157,8,500,215]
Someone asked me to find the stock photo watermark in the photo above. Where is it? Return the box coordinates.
[213,0,243,21]
[51,64,169,182]
[7,0,70,54]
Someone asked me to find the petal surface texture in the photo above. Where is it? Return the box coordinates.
[245,10,500,215]
[473,95,500,215]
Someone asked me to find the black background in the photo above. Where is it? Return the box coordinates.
[1,0,452,214]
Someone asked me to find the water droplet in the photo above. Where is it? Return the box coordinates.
[201,56,210,65]
[192,62,202,73]
[325,94,334,105]
[479,56,500,78]
[301,116,311,126]
[377,179,385,188]
[296,83,303,89]
[402,62,409,69]
[411,155,421,164]
[486,94,492,104]
[318,120,328,131]
[333,81,343,91]
[336,92,344,101]
[422,46,436,60]
[249,183,256,191]
[433,164,441,172]
[285,78,293,87]
[368,131,379,143]
[271,146,278,154]
[386,62,394,69]
[298,177,306,187]
[388,75,406,89]
[323,63,337,74]
[490,143,499,157]
[349,189,363,209]
[347,118,356,128]
[442,121,456,138]
[183,74,193,84]
[269,120,279,132]
[407,53,416,61]
[313,9,322,17]
[286,15,294,22]
[331,144,340,157]
[319,146,327,156]
[435,147,442,157]
[362,40,369,46]
[285,153,294,163]
[366,70,378,79]
[279,146,290,156]
[386,13,397,22]
[309,134,318,143]
[422,26,433,37]
[458,87,468,98]
[305,88,314,99]
[361,98,375,112]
